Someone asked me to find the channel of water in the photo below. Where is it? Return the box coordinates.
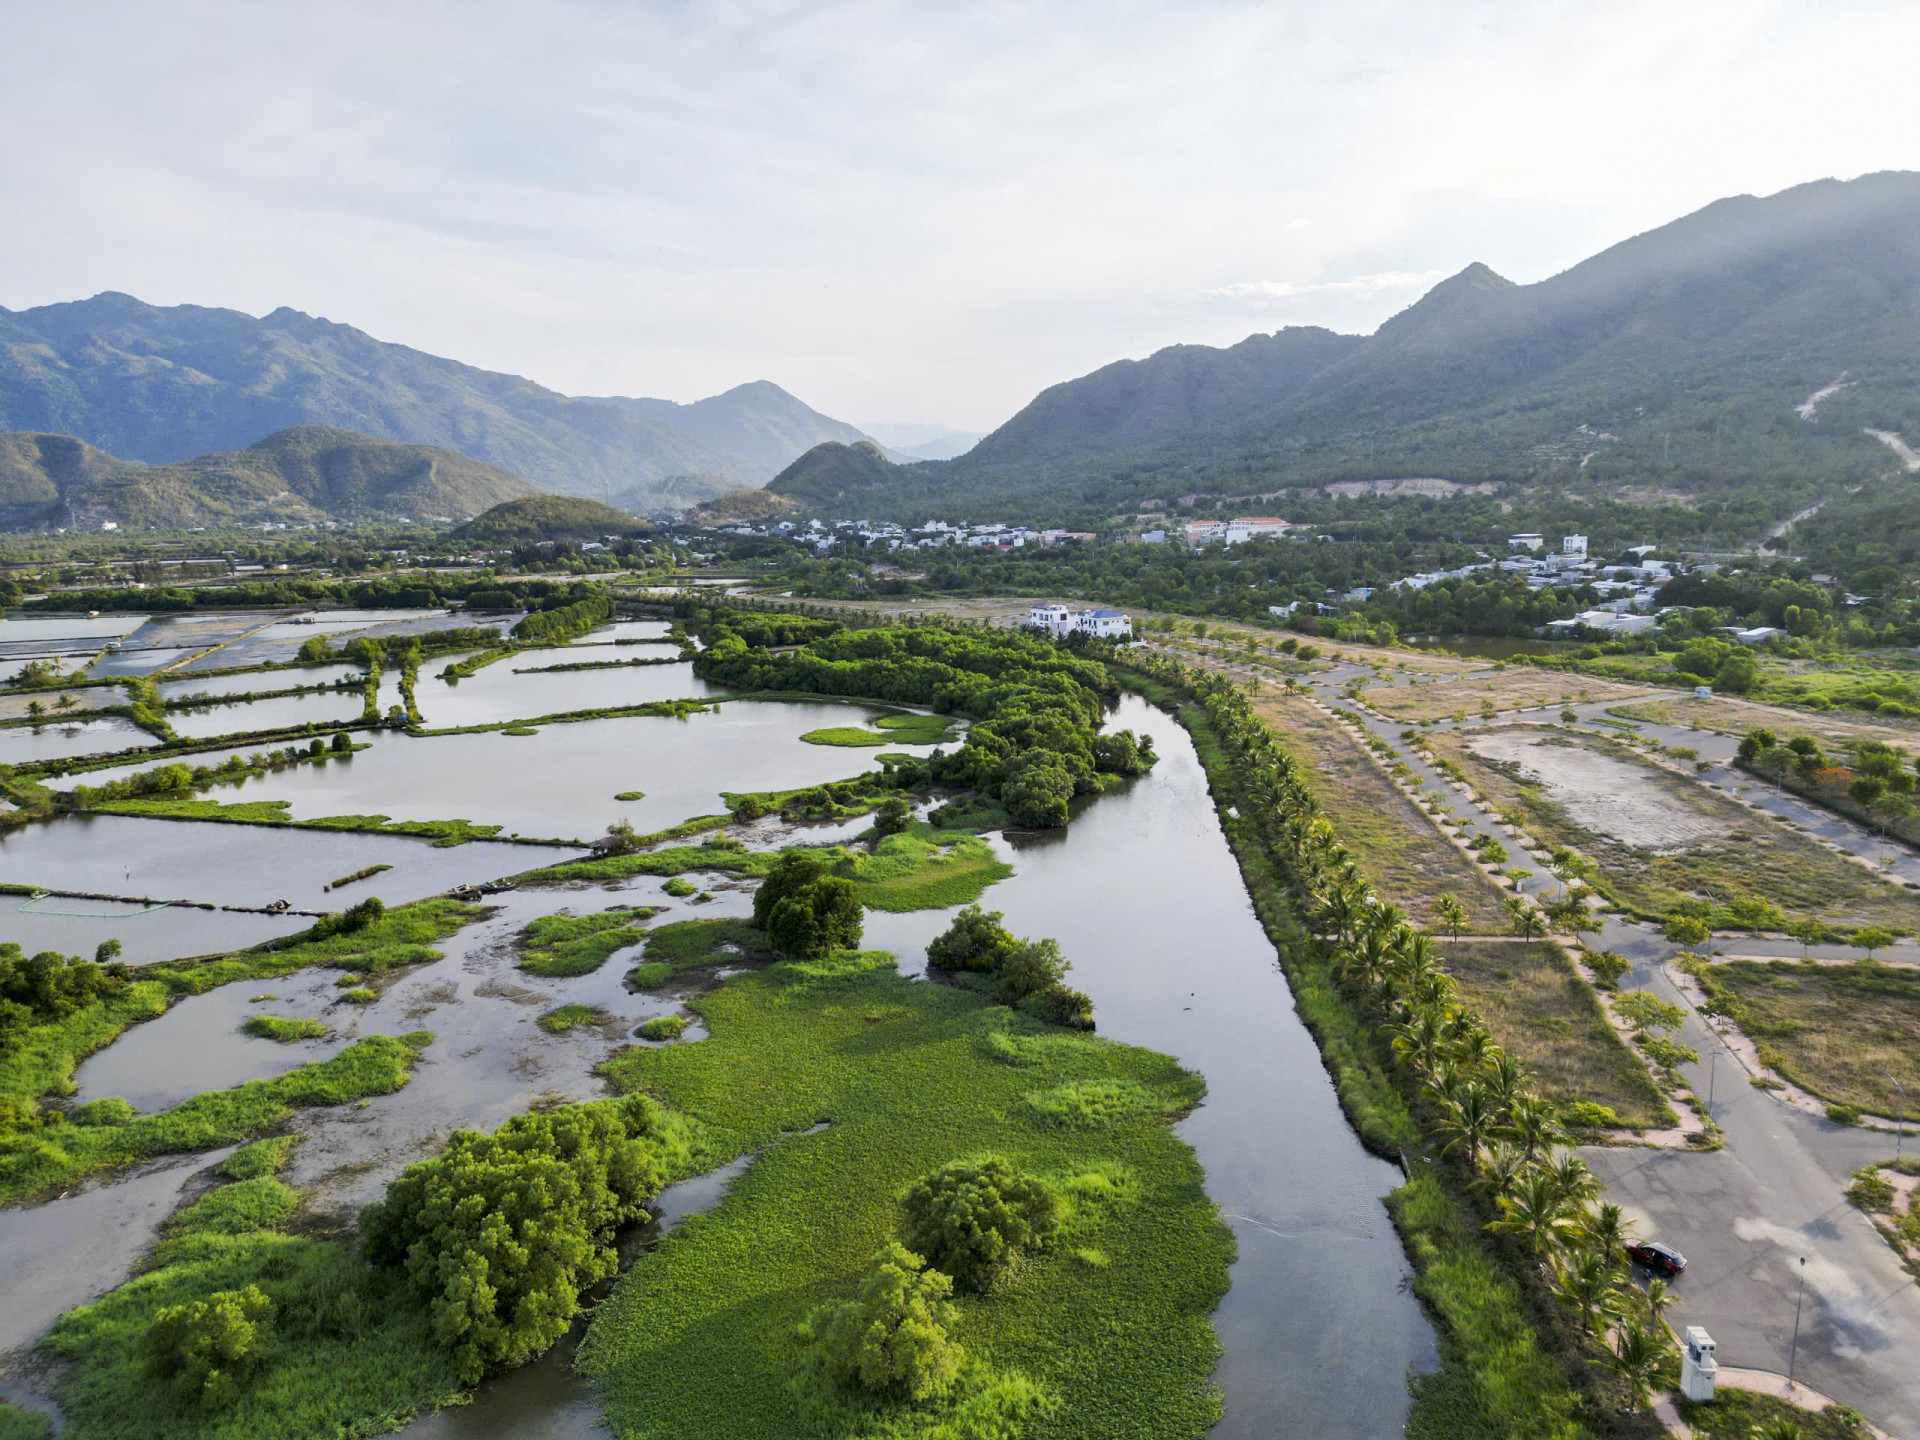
[0,670,1436,1437]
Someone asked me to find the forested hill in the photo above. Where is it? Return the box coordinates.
[843,171,1920,519]
[0,294,879,507]
[0,426,536,529]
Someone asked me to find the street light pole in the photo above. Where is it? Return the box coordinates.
[1891,1075,1908,1163]
[1708,1051,1719,1115]
[1788,1256,1807,1389]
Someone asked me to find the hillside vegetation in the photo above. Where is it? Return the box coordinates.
[848,171,1920,518]
[455,494,647,545]
[0,426,535,528]
[0,294,881,505]
[765,440,903,505]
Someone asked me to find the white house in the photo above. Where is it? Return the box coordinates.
[1028,603,1074,635]
[1074,607,1133,639]
[1508,533,1545,552]
[1562,534,1589,558]
[1225,516,1290,545]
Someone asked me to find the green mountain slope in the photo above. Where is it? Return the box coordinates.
[581,381,885,482]
[0,426,536,528]
[763,440,899,504]
[869,171,1920,518]
[0,295,875,502]
[454,494,646,545]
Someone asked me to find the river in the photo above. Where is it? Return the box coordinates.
[0,663,1434,1437]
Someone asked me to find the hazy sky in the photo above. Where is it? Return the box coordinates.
[4,1,1915,431]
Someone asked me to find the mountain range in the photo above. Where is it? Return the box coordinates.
[0,294,881,511]
[0,426,534,529]
[805,170,1920,518]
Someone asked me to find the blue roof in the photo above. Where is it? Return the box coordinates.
[1085,608,1124,618]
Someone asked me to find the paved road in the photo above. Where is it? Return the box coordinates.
[1170,641,1920,1433]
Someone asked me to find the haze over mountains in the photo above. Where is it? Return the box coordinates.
[0,427,535,530]
[808,171,1920,518]
[0,293,885,512]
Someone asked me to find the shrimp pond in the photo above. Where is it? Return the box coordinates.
[0,617,1434,1439]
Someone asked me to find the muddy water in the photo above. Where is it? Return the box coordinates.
[163,686,366,739]
[158,664,363,700]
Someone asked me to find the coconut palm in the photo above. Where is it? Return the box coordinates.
[1484,1052,1525,1112]
[1608,1323,1664,1412]
[1490,1171,1577,1260]
[1583,1202,1632,1262]
[1544,1151,1600,1209]
[1554,1249,1621,1335]
[1436,1082,1500,1167]
[1502,1093,1564,1162]
[1430,894,1467,941]
[1388,1008,1450,1079]
[1641,1276,1677,1326]
[1475,1142,1528,1203]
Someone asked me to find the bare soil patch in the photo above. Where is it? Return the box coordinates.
[1610,694,1920,747]
[1363,671,1651,723]
[1466,730,1720,853]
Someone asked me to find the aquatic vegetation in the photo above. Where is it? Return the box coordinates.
[834,825,1013,912]
[636,918,772,970]
[0,1033,431,1203]
[582,952,1229,1440]
[536,1004,609,1034]
[516,909,657,977]
[240,1015,328,1043]
[637,1013,691,1041]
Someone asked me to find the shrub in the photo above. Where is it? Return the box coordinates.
[1826,1103,1862,1126]
[926,905,1016,973]
[1561,1102,1623,1130]
[142,1285,274,1407]
[360,1095,689,1382]
[638,1013,690,1041]
[70,1096,135,1127]
[899,1156,1062,1293]
[997,938,1068,1000]
[1585,951,1630,988]
[796,1242,963,1401]
[754,851,862,959]
[662,877,697,898]
[1018,983,1094,1030]
[872,796,913,837]
[1846,1169,1896,1212]
[330,730,353,753]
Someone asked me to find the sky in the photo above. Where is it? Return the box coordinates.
[3,0,1917,434]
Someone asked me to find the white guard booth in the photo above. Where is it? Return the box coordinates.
[1679,1325,1717,1402]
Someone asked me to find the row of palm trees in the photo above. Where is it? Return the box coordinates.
[1128,652,1679,1416]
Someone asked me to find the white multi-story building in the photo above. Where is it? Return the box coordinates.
[1026,604,1132,639]
[1074,607,1133,639]
[1028,603,1074,634]
[1563,534,1589,558]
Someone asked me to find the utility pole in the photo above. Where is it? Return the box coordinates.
[1788,1256,1807,1389]
[1708,1050,1720,1116]
[1891,1075,1908,1163]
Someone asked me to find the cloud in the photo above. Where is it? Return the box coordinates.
[3,0,1919,430]
[1200,271,1450,304]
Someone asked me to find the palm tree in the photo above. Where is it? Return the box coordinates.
[1508,895,1545,940]
[1436,1082,1500,1167]
[1490,1171,1576,1260]
[1583,1202,1632,1263]
[1503,1094,1563,1163]
[1751,1419,1803,1440]
[1475,1142,1527,1203]
[1389,1008,1450,1080]
[1484,1053,1525,1112]
[1431,895,1466,941]
[1544,1151,1600,1210]
[1554,1249,1622,1335]
[1642,1276,1677,1327]
[1608,1323,1664,1412]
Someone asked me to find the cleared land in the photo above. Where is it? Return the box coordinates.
[1702,960,1920,1117]
[1611,693,1920,749]
[1252,692,1510,932]
[1435,726,1920,931]
[1362,671,1651,723]
[1438,939,1673,1129]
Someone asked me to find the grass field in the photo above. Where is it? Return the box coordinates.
[1251,693,1510,933]
[1699,960,1920,1117]
[1438,941,1673,1130]
[1429,727,1920,931]
[99,795,507,846]
[800,712,958,747]
[582,949,1232,1440]
[1362,672,1651,724]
